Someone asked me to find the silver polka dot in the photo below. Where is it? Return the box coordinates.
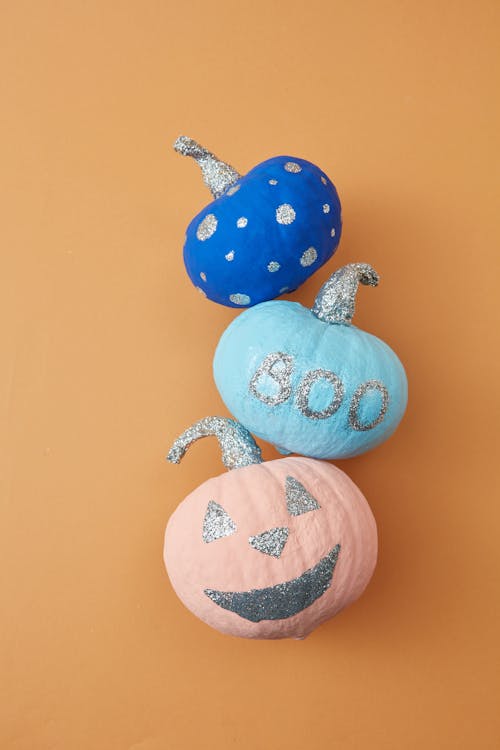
[321,176,327,185]
[269,179,278,185]
[230,293,251,305]
[196,213,217,241]
[323,204,330,214]
[226,184,241,196]
[225,250,235,261]
[276,204,296,225]
[284,161,302,173]
[236,217,248,228]
[279,286,289,294]
[300,247,318,267]
[200,272,207,281]
[195,286,206,297]
[331,227,336,238]
[267,261,280,272]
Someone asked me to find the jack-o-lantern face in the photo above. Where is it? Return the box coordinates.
[201,476,340,623]
[165,418,377,640]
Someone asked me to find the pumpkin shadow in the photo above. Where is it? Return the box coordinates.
[284,188,427,310]
[274,190,460,650]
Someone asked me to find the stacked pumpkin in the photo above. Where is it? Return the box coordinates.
[164,137,408,639]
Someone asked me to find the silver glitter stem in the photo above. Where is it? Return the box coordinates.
[167,417,263,471]
[311,263,379,325]
[173,135,241,199]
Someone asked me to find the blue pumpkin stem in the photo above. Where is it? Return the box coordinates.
[312,263,379,325]
[167,416,263,471]
[173,135,241,199]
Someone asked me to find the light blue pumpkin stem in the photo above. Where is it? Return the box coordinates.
[173,135,241,199]
[167,416,263,471]
[312,263,379,325]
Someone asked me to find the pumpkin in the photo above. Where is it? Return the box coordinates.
[213,263,408,459]
[174,136,342,307]
[165,417,377,640]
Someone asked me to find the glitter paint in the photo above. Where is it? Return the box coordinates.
[204,545,341,622]
[276,203,296,225]
[285,476,321,516]
[229,293,251,305]
[284,161,302,173]
[312,263,379,324]
[248,527,289,558]
[196,213,218,241]
[349,380,389,431]
[300,247,318,267]
[267,261,280,272]
[167,416,262,471]
[174,136,240,199]
[296,369,345,420]
[249,352,294,406]
[202,501,237,543]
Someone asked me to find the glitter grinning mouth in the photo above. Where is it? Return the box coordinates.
[204,544,341,622]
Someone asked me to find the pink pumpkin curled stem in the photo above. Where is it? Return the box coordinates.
[167,416,262,470]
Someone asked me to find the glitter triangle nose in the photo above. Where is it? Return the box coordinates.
[249,527,289,558]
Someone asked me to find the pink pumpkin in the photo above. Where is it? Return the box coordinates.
[165,417,377,640]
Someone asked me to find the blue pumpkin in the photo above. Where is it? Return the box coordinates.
[174,136,342,307]
[213,263,408,459]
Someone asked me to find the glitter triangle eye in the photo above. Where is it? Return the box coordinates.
[202,501,237,543]
[285,476,321,516]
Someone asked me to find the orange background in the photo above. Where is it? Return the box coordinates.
[1,1,499,748]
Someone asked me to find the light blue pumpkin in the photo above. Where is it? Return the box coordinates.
[174,136,341,308]
[213,264,408,459]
